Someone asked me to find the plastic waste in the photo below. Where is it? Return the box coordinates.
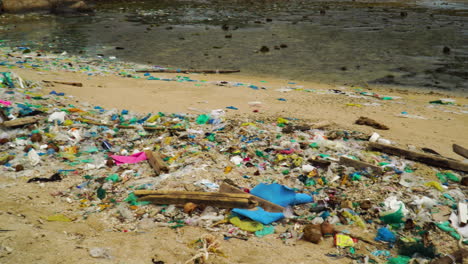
[229,216,264,232]
[48,111,66,123]
[375,227,396,243]
[89,247,111,259]
[27,149,40,166]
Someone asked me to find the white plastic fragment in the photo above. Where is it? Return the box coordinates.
[89,247,111,259]
[230,156,243,165]
[459,202,468,224]
[48,111,66,123]
[27,149,40,166]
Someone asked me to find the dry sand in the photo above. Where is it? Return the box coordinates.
[0,66,467,264]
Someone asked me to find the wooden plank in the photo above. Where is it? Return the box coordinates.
[453,144,468,159]
[369,142,468,173]
[144,150,169,176]
[1,116,42,127]
[219,182,284,212]
[135,190,257,209]
[339,156,383,175]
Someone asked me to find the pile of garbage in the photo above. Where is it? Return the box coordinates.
[1,70,467,264]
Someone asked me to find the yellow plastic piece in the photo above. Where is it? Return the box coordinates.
[63,120,73,126]
[425,181,444,191]
[229,216,264,232]
[342,210,366,228]
[45,214,72,222]
[277,117,289,124]
[346,103,362,107]
[335,234,355,247]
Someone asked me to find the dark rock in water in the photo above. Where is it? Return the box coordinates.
[260,46,270,53]
[400,11,408,17]
[340,66,347,71]
[221,24,229,31]
[165,26,173,30]
[443,46,451,54]
[225,34,232,39]
[54,1,93,14]
[115,47,125,50]
[320,10,326,15]
[266,18,273,22]
[280,44,288,48]
[369,75,398,85]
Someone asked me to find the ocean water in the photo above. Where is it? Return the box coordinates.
[1,0,467,93]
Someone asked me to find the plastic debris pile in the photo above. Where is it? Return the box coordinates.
[1,70,467,264]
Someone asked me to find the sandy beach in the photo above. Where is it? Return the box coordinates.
[0,59,467,264]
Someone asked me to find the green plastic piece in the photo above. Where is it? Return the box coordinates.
[255,225,275,237]
[124,192,150,206]
[386,256,410,264]
[105,174,119,182]
[309,142,319,148]
[196,114,210,124]
[97,187,106,199]
[380,205,404,224]
[206,134,216,142]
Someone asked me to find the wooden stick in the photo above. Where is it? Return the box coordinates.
[339,156,383,175]
[453,144,468,159]
[136,69,240,74]
[1,116,42,127]
[431,249,468,264]
[144,150,169,176]
[135,190,257,209]
[43,80,83,87]
[369,142,468,173]
[219,182,284,212]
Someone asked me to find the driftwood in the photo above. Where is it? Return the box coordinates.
[144,150,169,176]
[453,144,468,159]
[339,156,383,175]
[43,80,83,87]
[1,116,42,127]
[135,190,257,209]
[136,69,240,74]
[219,182,284,212]
[431,249,468,264]
[369,142,468,173]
